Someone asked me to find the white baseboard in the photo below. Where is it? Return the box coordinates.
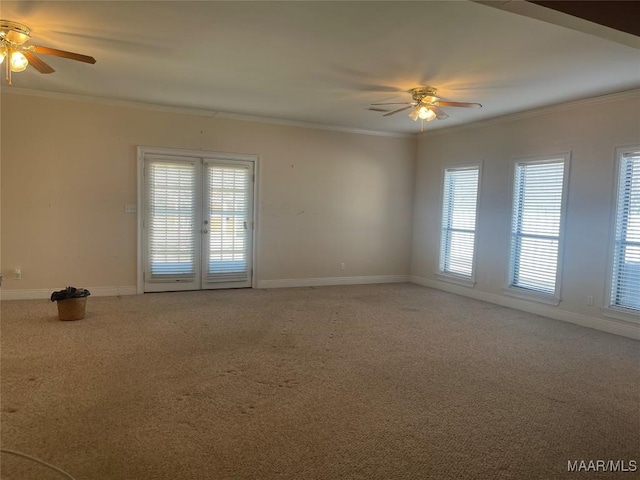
[0,286,138,301]
[1,278,409,298]
[257,275,409,289]
[410,276,640,340]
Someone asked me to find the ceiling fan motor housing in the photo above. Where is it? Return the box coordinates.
[409,86,439,105]
[0,20,31,45]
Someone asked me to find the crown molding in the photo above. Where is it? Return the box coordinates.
[6,86,635,141]
[418,88,640,139]
[0,86,219,118]
[0,87,411,139]
[213,111,412,138]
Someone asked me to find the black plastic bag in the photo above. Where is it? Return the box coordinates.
[50,286,91,302]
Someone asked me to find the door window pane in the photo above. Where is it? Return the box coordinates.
[146,161,196,278]
[205,165,250,279]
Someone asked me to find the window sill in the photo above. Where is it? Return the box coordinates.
[503,287,561,306]
[602,306,640,324]
[436,273,476,288]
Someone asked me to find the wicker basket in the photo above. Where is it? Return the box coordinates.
[56,297,87,321]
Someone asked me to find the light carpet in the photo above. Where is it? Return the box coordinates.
[1,283,638,479]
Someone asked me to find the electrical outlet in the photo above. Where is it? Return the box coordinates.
[340,262,346,270]
[587,295,593,306]
[13,268,21,280]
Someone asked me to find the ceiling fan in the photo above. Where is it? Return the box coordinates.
[369,86,481,129]
[0,19,96,86]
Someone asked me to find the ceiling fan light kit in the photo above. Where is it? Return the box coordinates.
[409,105,437,122]
[371,86,482,131]
[0,19,96,86]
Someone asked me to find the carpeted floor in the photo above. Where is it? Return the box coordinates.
[1,283,638,479]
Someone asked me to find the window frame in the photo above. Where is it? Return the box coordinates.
[505,152,571,305]
[436,161,482,287]
[604,145,640,322]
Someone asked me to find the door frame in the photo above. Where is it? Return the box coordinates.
[136,146,260,294]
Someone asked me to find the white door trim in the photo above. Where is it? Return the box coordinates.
[136,146,260,294]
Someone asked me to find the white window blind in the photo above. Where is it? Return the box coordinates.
[439,166,480,278]
[509,159,566,296]
[610,150,640,311]
[205,164,250,282]
[146,160,196,279]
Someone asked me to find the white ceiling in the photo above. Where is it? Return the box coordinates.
[1,1,639,135]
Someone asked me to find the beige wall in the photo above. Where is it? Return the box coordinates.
[412,93,640,334]
[0,93,416,292]
[3,90,638,337]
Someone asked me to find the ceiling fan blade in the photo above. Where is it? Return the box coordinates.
[32,45,96,64]
[23,51,55,74]
[371,102,412,106]
[367,107,391,112]
[438,101,482,109]
[383,105,414,117]
[430,105,450,120]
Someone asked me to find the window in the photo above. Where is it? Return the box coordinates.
[609,147,640,313]
[508,154,569,300]
[439,165,480,281]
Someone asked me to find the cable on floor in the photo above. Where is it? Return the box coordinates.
[1,448,77,479]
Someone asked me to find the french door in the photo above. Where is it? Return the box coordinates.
[140,149,255,292]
